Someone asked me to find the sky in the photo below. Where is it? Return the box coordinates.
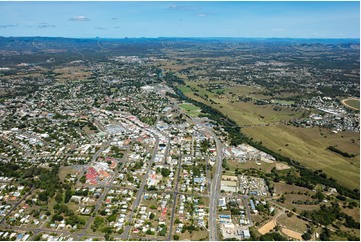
[0,1,359,38]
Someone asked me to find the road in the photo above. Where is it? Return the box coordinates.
[122,132,160,239]
[242,196,253,227]
[75,171,118,240]
[166,145,183,241]
[0,187,35,226]
[76,140,111,182]
[169,93,224,241]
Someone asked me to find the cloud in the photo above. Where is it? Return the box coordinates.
[271,28,286,32]
[0,24,17,28]
[196,13,208,17]
[69,16,90,22]
[95,27,107,30]
[38,23,55,28]
[112,17,117,20]
[168,4,199,11]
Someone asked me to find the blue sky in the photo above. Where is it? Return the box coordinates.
[0,1,359,38]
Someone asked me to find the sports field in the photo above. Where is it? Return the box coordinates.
[179,103,201,117]
[342,98,360,110]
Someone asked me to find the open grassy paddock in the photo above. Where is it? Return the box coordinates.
[243,125,360,189]
[180,82,302,126]
[179,80,359,189]
[58,166,77,182]
[277,213,308,234]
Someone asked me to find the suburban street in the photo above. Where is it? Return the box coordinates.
[166,145,183,241]
[122,131,160,240]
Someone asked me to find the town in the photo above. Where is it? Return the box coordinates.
[0,37,359,241]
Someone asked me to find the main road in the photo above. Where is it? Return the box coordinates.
[168,90,224,241]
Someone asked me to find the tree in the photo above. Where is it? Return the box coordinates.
[320,228,331,241]
[102,226,113,234]
[94,216,104,228]
[173,234,180,240]
[159,227,167,236]
[313,191,325,202]
[38,192,48,202]
[52,214,63,222]
[107,214,117,222]
[302,232,312,241]
[64,189,72,203]
[149,213,155,220]
[80,175,86,183]
[55,192,63,203]
[161,168,171,177]
[277,195,285,203]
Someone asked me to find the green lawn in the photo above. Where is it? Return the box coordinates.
[243,125,360,189]
[344,99,360,110]
[179,103,201,117]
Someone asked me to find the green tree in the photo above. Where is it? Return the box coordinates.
[302,232,312,241]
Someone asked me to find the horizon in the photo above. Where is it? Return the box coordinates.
[0,1,359,39]
[0,36,360,40]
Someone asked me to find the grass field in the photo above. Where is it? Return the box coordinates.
[271,99,295,105]
[58,166,76,182]
[342,99,360,110]
[277,214,308,233]
[179,81,359,189]
[179,103,201,117]
[343,207,360,222]
[274,182,314,196]
[232,160,276,174]
[243,126,360,189]
[180,83,301,126]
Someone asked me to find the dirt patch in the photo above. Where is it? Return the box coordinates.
[274,182,312,195]
[343,207,360,222]
[58,166,76,182]
[281,228,303,240]
[277,213,308,234]
[258,220,276,235]
[275,162,290,170]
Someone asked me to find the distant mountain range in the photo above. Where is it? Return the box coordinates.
[0,36,359,67]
